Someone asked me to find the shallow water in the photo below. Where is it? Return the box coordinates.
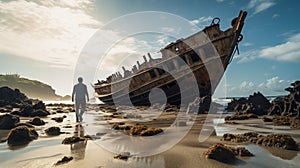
[1,103,300,168]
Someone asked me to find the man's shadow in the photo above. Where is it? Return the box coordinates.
[70,124,87,160]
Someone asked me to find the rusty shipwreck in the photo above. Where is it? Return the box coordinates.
[93,11,247,106]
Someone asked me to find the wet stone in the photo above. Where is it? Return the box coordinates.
[62,136,86,144]
[7,126,38,146]
[27,117,45,126]
[54,156,73,165]
[0,113,20,130]
[45,127,61,136]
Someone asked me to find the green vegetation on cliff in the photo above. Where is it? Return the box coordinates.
[0,74,70,101]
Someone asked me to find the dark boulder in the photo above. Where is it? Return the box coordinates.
[7,126,38,146]
[45,127,61,136]
[0,87,27,107]
[30,109,50,117]
[0,114,20,129]
[54,156,73,165]
[114,152,131,160]
[226,97,248,111]
[227,92,270,115]
[33,101,46,111]
[268,80,300,116]
[20,105,34,117]
[62,136,86,144]
[51,116,64,122]
[203,143,237,163]
[28,117,45,126]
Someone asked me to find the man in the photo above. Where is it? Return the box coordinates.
[72,77,89,122]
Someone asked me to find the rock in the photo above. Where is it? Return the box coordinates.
[272,116,291,126]
[130,125,148,136]
[268,80,300,116]
[263,117,273,122]
[114,152,131,160]
[140,127,163,136]
[54,156,73,165]
[257,134,298,150]
[10,110,22,116]
[227,92,270,115]
[33,101,46,111]
[62,136,86,144]
[20,105,34,117]
[51,116,64,122]
[14,122,34,128]
[225,113,258,121]
[112,123,131,130]
[221,132,298,150]
[0,114,20,129]
[226,97,248,111]
[203,143,236,163]
[0,87,27,107]
[45,127,61,136]
[30,109,50,117]
[7,126,38,146]
[28,117,45,126]
[231,146,254,156]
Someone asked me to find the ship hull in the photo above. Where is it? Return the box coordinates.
[93,11,247,106]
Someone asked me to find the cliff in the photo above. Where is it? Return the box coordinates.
[0,74,70,101]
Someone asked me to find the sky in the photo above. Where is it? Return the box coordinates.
[0,0,299,98]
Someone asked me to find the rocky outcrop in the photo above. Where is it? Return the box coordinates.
[129,125,163,136]
[227,92,270,116]
[0,87,27,107]
[225,113,258,121]
[0,87,50,117]
[45,127,61,136]
[203,143,253,163]
[7,126,38,146]
[268,81,300,116]
[27,117,45,126]
[62,136,86,144]
[0,114,20,129]
[0,74,70,101]
[221,132,298,150]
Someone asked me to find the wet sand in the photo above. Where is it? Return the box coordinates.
[0,104,299,168]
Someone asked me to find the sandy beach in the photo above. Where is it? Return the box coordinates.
[1,103,299,168]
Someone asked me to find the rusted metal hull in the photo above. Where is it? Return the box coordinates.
[94,11,247,106]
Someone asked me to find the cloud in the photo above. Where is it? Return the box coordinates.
[190,16,213,28]
[234,49,259,63]
[227,76,294,96]
[247,0,276,15]
[241,42,253,47]
[272,13,279,19]
[235,33,300,63]
[259,33,300,62]
[0,0,100,69]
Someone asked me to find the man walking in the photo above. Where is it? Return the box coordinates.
[72,77,89,122]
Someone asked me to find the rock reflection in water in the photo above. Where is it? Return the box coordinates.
[70,124,87,160]
[262,146,299,160]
